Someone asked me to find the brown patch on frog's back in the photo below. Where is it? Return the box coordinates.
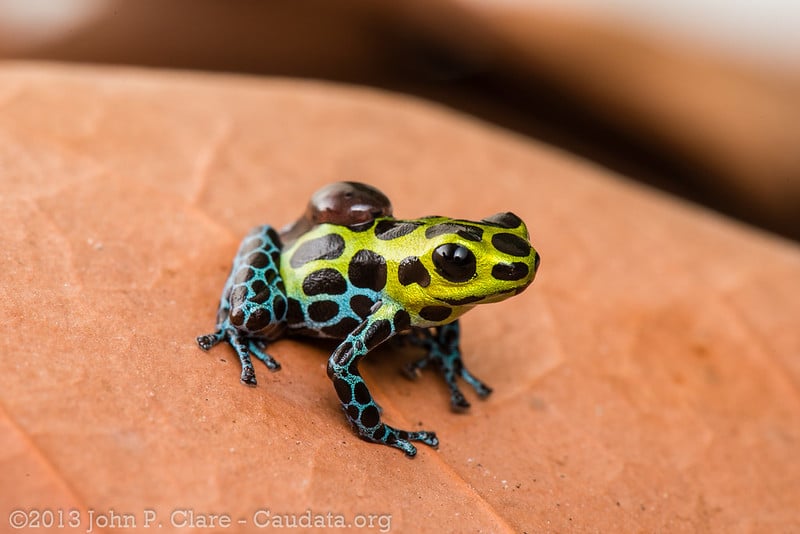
[309,182,392,225]
[280,182,392,246]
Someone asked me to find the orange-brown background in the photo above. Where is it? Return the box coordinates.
[1,2,799,533]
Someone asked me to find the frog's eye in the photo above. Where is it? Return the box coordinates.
[432,243,476,282]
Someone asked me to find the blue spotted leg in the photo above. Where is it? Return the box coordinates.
[403,321,493,411]
[196,225,288,385]
[327,302,439,457]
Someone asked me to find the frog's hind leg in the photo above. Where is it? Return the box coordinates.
[403,321,492,411]
[197,224,288,385]
[196,283,234,351]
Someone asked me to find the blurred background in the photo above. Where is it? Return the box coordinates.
[1,0,798,240]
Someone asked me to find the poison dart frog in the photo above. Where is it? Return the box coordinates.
[197,182,540,456]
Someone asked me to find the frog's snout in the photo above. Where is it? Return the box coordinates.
[533,250,541,273]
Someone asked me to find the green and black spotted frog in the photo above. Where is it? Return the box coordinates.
[197,182,540,456]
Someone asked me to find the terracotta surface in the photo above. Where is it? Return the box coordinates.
[1,62,799,532]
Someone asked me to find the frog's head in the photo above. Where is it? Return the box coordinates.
[406,212,540,318]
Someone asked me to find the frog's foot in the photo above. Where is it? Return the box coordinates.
[249,339,282,371]
[403,323,493,411]
[337,394,438,457]
[196,329,225,351]
[401,344,490,411]
[341,403,437,457]
[330,358,437,456]
[405,347,493,411]
[336,389,439,456]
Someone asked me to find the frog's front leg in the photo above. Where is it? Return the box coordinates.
[197,225,287,385]
[403,321,492,411]
[326,303,439,457]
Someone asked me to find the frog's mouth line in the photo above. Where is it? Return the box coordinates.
[435,288,518,307]
[434,274,535,306]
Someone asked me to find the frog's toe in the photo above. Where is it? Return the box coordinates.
[393,439,418,458]
[474,383,493,398]
[240,365,257,386]
[450,390,471,412]
[264,359,281,371]
[391,429,439,456]
[250,340,282,371]
[367,424,438,457]
[460,369,493,398]
[412,430,439,449]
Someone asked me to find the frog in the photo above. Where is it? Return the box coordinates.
[197,182,540,456]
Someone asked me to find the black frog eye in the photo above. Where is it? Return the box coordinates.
[432,243,476,282]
